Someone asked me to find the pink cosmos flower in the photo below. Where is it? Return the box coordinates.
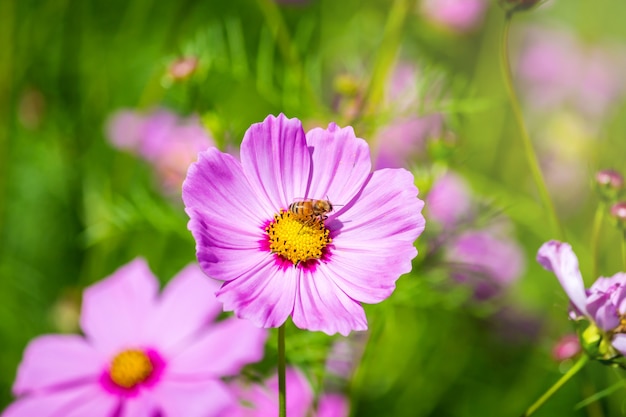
[537,240,626,355]
[182,114,425,336]
[446,229,525,299]
[106,108,214,192]
[420,0,487,33]
[3,260,268,417]
[225,367,349,417]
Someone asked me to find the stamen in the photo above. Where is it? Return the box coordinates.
[265,209,332,265]
[109,349,153,388]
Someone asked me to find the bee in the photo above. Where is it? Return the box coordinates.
[289,198,334,223]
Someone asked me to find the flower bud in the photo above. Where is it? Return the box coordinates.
[595,169,624,201]
[611,202,626,229]
[168,57,198,81]
[551,334,581,362]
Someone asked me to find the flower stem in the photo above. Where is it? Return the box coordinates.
[359,0,409,119]
[591,202,605,278]
[278,323,287,417]
[253,0,320,109]
[522,354,589,417]
[499,14,565,241]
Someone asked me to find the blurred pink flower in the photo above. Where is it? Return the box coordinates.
[420,0,487,33]
[373,115,442,170]
[517,26,626,120]
[4,260,268,417]
[106,108,214,192]
[183,114,425,336]
[446,229,526,299]
[168,57,198,80]
[426,172,473,228]
[372,62,443,169]
[552,334,581,362]
[225,368,349,417]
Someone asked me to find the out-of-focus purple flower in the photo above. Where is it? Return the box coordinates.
[372,62,443,170]
[552,334,581,362]
[537,240,626,356]
[420,0,487,33]
[183,114,425,336]
[106,108,214,192]
[517,26,626,121]
[446,229,525,299]
[225,368,349,417]
[4,260,268,417]
[373,116,442,169]
[426,172,473,228]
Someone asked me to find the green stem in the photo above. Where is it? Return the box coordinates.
[358,0,408,121]
[253,0,320,110]
[499,15,565,241]
[278,324,287,417]
[591,202,605,278]
[522,354,589,417]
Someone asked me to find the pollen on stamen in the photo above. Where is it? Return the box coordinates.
[264,209,332,266]
[109,349,154,389]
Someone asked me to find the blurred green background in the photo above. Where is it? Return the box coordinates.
[2,0,626,415]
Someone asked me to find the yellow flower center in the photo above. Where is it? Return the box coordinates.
[265,209,332,265]
[109,349,153,388]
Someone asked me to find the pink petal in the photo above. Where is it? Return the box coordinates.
[185,212,270,282]
[334,168,424,242]
[216,257,297,328]
[322,247,414,304]
[183,146,274,226]
[3,384,118,417]
[239,114,310,210]
[183,147,277,282]
[537,241,588,316]
[325,169,423,303]
[13,335,104,395]
[292,268,368,336]
[305,123,371,205]
[612,334,626,356]
[119,394,159,417]
[80,259,159,356]
[167,317,267,378]
[153,379,235,417]
[143,264,224,355]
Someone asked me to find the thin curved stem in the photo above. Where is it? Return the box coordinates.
[254,0,320,109]
[278,324,287,417]
[499,15,565,241]
[522,354,589,417]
